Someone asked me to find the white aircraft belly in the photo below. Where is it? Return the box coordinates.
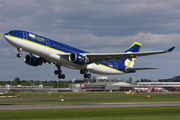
[89,63,124,75]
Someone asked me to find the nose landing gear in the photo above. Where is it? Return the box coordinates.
[17,48,22,57]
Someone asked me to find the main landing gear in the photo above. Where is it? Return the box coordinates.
[17,48,22,57]
[80,69,91,79]
[54,65,65,79]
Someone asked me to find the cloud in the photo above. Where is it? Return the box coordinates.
[0,0,180,81]
[57,32,178,52]
[1,0,180,37]
[0,48,16,56]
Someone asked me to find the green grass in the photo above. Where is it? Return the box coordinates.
[5,92,133,98]
[1,93,180,120]
[0,92,180,105]
[0,106,180,120]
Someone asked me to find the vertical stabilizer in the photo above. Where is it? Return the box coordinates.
[125,42,141,53]
[123,42,141,68]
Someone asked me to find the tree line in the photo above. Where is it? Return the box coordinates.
[0,77,72,88]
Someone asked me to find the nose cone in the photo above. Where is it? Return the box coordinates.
[4,33,8,39]
[4,33,10,41]
[4,33,14,44]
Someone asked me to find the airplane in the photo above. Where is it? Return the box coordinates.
[4,30,175,79]
[125,90,136,94]
[134,87,151,92]
[151,87,164,92]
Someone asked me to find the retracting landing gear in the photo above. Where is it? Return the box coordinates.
[80,69,91,79]
[54,65,65,79]
[17,48,22,57]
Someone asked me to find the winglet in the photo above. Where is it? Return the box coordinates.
[167,46,175,52]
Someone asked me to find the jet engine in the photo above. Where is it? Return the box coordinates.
[69,52,89,65]
[24,54,42,67]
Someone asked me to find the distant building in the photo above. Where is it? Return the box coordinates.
[0,84,44,92]
[72,77,127,84]
[129,77,135,84]
[158,75,180,82]
[137,82,180,86]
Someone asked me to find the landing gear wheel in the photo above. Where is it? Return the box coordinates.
[55,65,65,79]
[58,70,62,74]
[87,74,91,78]
[61,74,65,79]
[81,69,91,79]
[80,70,84,74]
[84,74,91,79]
[17,48,22,58]
[80,69,88,74]
[84,74,88,78]
[54,70,59,75]
[58,74,65,79]
[84,70,88,74]
[58,74,62,79]
[17,53,22,57]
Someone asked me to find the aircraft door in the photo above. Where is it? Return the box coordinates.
[46,39,50,47]
[114,62,118,69]
[23,32,28,40]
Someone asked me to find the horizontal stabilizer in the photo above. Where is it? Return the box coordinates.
[167,46,175,52]
[126,67,158,72]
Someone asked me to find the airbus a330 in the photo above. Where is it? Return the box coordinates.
[4,30,175,79]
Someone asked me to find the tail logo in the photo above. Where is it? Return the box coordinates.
[125,58,135,68]
[123,42,141,68]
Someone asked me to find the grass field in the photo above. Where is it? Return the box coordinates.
[3,92,129,98]
[0,106,180,120]
[0,92,180,105]
[1,92,180,120]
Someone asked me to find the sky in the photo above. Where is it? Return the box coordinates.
[0,0,180,82]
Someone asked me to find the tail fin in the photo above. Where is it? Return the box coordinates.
[125,42,141,53]
[123,42,141,68]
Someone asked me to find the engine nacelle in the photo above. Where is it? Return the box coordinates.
[69,52,89,65]
[24,54,42,67]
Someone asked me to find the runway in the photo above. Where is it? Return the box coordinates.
[0,93,179,110]
[0,102,180,110]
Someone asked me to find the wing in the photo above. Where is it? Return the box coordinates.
[84,46,175,63]
[58,46,175,64]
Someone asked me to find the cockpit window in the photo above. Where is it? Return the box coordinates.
[9,31,17,34]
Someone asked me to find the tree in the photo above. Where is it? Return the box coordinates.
[27,81,32,86]
[14,77,21,84]
[11,81,17,86]
[2,81,7,86]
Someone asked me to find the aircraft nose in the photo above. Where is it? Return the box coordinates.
[4,33,9,40]
[4,33,12,43]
